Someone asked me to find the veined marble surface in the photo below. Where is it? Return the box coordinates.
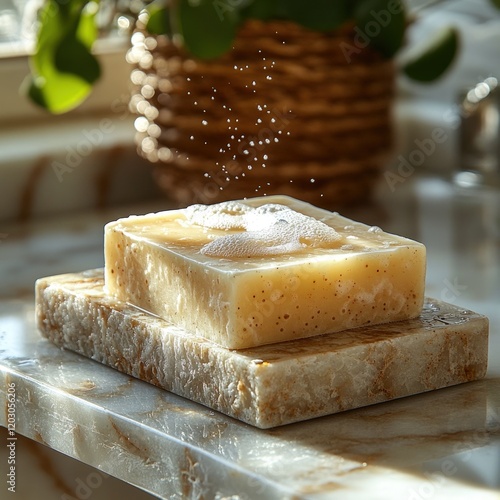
[0,177,499,499]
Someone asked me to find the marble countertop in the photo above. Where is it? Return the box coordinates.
[1,177,499,499]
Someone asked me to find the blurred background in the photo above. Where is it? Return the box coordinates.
[1,1,499,498]
[0,0,499,221]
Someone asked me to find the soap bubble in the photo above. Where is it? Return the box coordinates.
[185,202,342,258]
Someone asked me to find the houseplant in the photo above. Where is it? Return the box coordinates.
[25,0,461,205]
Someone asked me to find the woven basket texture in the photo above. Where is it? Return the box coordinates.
[129,19,394,207]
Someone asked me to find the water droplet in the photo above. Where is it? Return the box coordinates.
[202,120,208,126]
[368,226,382,233]
[310,178,315,183]
[263,154,268,160]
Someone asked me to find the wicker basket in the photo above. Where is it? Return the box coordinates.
[128,20,394,207]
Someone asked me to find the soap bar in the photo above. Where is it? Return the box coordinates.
[105,195,426,349]
[36,270,488,429]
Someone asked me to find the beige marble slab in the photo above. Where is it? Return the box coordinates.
[35,269,488,429]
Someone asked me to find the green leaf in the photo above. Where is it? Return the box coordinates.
[146,5,173,36]
[25,74,94,114]
[284,0,349,32]
[76,1,99,47]
[26,0,101,113]
[403,26,459,82]
[490,0,500,8]
[55,3,100,83]
[178,0,239,59]
[353,0,405,58]
[55,37,100,84]
[25,76,49,109]
[241,0,278,21]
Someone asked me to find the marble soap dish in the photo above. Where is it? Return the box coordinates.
[35,269,488,429]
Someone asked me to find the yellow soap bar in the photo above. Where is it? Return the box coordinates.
[105,195,426,349]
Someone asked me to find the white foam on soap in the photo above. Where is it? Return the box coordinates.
[185,201,342,258]
[185,202,252,230]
